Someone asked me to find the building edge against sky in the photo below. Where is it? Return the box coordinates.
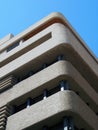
[0,12,98,60]
[0,12,98,130]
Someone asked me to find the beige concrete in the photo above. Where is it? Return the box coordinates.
[0,23,98,92]
[6,91,98,130]
[0,23,68,74]
[0,25,52,66]
[0,61,98,113]
[0,12,97,63]
[0,12,98,130]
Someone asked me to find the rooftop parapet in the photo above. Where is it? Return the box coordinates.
[0,34,14,47]
[0,12,97,63]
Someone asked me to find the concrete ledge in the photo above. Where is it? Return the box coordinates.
[1,23,98,92]
[0,75,17,92]
[0,23,69,77]
[6,91,98,130]
[0,12,97,64]
[0,61,98,112]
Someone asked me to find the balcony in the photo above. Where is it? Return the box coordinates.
[6,91,98,130]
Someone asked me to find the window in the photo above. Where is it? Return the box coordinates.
[14,102,27,113]
[7,42,19,52]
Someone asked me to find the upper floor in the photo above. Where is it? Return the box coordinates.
[0,12,98,130]
[0,13,98,93]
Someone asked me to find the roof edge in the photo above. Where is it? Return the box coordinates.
[0,12,97,63]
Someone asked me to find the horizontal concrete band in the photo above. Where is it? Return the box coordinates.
[0,13,97,65]
[0,105,11,130]
[6,91,98,130]
[0,13,66,51]
[1,20,97,70]
[0,27,52,66]
[0,21,60,63]
[0,76,17,92]
[0,61,98,113]
[0,23,67,77]
[1,24,98,92]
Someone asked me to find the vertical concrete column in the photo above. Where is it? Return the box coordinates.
[64,117,69,130]
[60,81,69,91]
[68,117,74,130]
[19,39,24,45]
[27,98,31,108]
[42,64,48,100]
[63,117,74,130]
[43,89,48,100]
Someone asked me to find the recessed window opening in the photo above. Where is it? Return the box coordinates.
[14,102,27,113]
[48,86,60,96]
[12,84,62,114]
[74,126,80,130]
[11,79,95,117]
[50,121,63,130]
[7,42,19,52]
[96,113,98,116]
[2,32,52,67]
[15,55,65,84]
[30,94,43,105]
[86,102,90,106]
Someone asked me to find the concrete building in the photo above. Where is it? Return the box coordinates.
[0,12,98,130]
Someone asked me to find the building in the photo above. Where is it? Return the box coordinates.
[0,12,98,130]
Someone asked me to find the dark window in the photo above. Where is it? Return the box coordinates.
[7,42,19,52]
[50,122,63,130]
[48,86,60,96]
[31,94,43,105]
[14,102,27,113]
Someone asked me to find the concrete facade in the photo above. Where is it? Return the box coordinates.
[0,12,98,130]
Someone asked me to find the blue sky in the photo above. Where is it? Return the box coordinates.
[0,0,98,57]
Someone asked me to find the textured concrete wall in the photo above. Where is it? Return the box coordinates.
[0,61,98,110]
[1,22,98,92]
[0,12,98,130]
[0,23,68,78]
[6,91,98,130]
